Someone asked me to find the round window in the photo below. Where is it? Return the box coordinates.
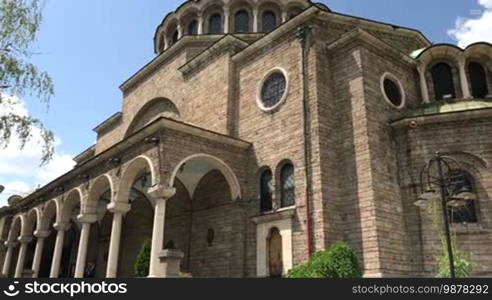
[381,73,405,109]
[258,69,288,111]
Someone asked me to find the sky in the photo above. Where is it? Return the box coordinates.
[1,0,491,205]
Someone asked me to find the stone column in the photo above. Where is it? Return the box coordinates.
[50,222,70,278]
[14,236,32,278]
[417,65,430,103]
[31,230,50,278]
[198,15,204,34]
[74,214,97,278]
[177,23,183,39]
[163,35,169,51]
[253,9,259,32]
[458,57,472,99]
[224,9,230,33]
[106,202,131,278]
[281,11,288,23]
[2,241,16,276]
[147,186,176,278]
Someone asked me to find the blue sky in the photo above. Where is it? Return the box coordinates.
[1,0,491,203]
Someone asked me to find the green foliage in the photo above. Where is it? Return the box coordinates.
[287,242,362,278]
[437,247,473,278]
[0,0,54,164]
[134,239,151,277]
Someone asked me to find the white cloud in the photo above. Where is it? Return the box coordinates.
[448,0,492,48]
[0,95,76,206]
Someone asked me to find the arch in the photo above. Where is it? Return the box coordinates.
[468,62,489,98]
[40,199,60,231]
[24,208,41,237]
[169,153,242,201]
[431,62,456,100]
[234,10,250,33]
[60,188,83,224]
[86,174,114,215]
[125,98,180,138]
[203,1,224,34]
[7,215,24,242]
[259,1,281,32]
[116,155,157,204]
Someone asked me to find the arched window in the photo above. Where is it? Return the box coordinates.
[188,20,198,35]
[262,11,277,32]
[447,171,478,223]
[171,30,179,45]
[280,163,295,208]
[209,14,222,34]
[234,10,250,33]
[268,228,283,277]
[260,169,273,212]
[468,62,489,98]
[431,63,456,100]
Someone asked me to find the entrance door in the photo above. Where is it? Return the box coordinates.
[268,228,283,277]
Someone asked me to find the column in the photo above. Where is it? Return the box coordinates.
[31,230,50,278]
[50,222,70,278]
[74,214,97,278]
[163,35,169,51]
[281,10,288,23]
[417,65,430,103]
[458,57,472,99]
[14,236,32,278]
[177,23,183,40]
[1,241,16,276]
[197,15,204,34]
[253,9,259,32]
[224,9,230,33]
[147,186,176,278]
[106,202,131,278]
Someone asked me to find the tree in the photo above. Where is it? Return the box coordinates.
[0,0,54,164]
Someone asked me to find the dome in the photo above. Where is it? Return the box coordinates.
[154,0,320,54]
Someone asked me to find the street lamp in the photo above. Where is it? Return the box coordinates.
[414,152,476,278]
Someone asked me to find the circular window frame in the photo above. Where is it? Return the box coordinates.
[256,68,290,113]
[380,72,406,110]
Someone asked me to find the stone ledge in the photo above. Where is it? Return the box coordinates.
[251,207,296,224]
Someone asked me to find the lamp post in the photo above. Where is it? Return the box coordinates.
[414,152,477,278]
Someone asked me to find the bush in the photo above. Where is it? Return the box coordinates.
[437,248,473,278]
[287,242,361,278]
[134,239,151,277]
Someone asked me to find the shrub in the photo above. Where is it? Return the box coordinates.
[437,248,473,278]
[135,239,151,277]
[287,242,361,278]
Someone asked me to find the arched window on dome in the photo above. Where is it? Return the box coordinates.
[262,11,277,32]
[280,163,295,208]
[260,169,273,212]
[209,14,222,34]
[171,30,179,45]
[431,62,456,100]
[468,62,489,98]
[234,10,250,33]
[188,20,198,35]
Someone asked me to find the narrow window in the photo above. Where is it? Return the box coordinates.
[188,20,198,35]
[209,14,222,34]
[468,62,489,98]
[171,30,179,45]
[431,63,456,100]
[280,163,295,207]
[262,11,277,32]
[260,169,273,212]
[234,10,250,33]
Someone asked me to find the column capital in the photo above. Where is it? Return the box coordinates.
[107,201,131,214]
[77,214,98,224]
[53,222,71,232]
[18,236,33,244]
[4,241,18,248]
[147,186,176,200]
[34,230,51,239]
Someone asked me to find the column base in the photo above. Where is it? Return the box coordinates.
[148,250,184,278]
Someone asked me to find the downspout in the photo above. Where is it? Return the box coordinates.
[296,26,313,257]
